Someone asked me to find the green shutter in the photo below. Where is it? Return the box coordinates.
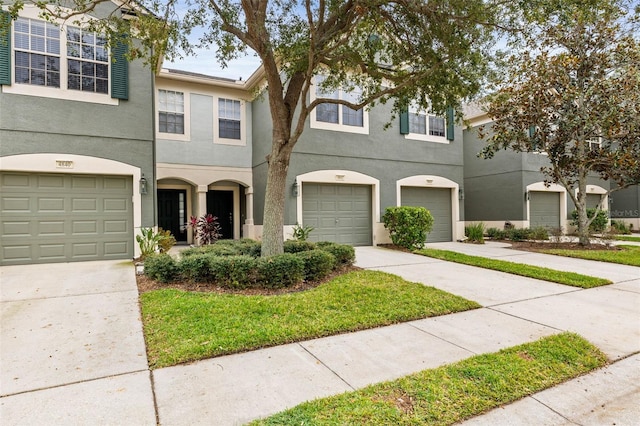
[529,125,536,138]
[111,39,129,99]
[399,107,409,134]
[446,106,454,141]
[0,11,11,86]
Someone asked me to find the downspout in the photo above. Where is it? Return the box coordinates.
[151,46,158,228]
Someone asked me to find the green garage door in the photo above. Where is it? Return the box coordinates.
[302,183,372,246]
[530,191,560,229]
[401,186,453,242]
[1,172,133,265]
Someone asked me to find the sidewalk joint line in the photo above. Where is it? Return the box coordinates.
[0,288,138,304]
[485,308,565,332]
[297,343,357,392]
[0,368,150,399]
[148,370,162,425]
[407,322,479,355]
[483,288,583,308]
[529,396,581,425]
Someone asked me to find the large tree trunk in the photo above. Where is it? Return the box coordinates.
[575,175,590,246]
[261,146,291,257]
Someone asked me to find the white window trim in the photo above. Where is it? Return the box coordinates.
[214,97,246,146]
[3,5,118,106]
[309,77,369,135]
[156,86,191,142]
[404,106,448,144]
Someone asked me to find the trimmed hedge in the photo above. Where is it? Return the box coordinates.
[144,253,178,283]
[146,239,353,289]
[295,249,337,281]
[316,241,355,265]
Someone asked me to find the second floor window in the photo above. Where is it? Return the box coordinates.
[409,112,445,137]
[14,18,108,94]
[219,98,241,140]
[158,90,185,134]
[315,76,364,128]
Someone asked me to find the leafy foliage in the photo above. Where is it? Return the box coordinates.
[187,214,222,245]
[136,227,165,259]
[479,0,640,245]
[316,242,356,266]
[570,208,609,233]
[294,249,337,281]
[383,206,434,250]
[291,223,314,241]
[157,228,177,253]
[465,222,485,244]
[143,253,178,283]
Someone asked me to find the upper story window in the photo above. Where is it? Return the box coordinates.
[310,75,369,135]
[158,89,185,134]
[587,137,601,151]
[218,98,241,140]
[0,7,127,105]
[402,104,452,143]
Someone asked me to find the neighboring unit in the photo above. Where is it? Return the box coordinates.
[251,77,464,245]
[0,3,155,265]
[610,184,640,230]
[462,105,609,232]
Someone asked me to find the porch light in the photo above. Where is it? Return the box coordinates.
[140,175,148,195]
[292,180,299,197]
[458,188,464,200]
[525,191,530,201]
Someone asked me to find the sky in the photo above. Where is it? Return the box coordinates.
[165,51,261,80]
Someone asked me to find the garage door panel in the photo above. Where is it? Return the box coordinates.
[3,197,31,212]
[401,186,453,243]
[303,183,372,246]
[1,172,133,265]
[2,173,30,187]
[38,198,65,212]
[38,175,65,188]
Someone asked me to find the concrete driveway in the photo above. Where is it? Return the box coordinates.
[0,260,155,425]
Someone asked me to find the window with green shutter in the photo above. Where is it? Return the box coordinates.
[111,39,128,100]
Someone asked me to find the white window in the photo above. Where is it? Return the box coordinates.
[587,137,601,151]
[218,98,241,140]
[310,76,369,134]
[405,106,447,143]
[6,9,116,105]
[158,90,185,134]
[14,18,108,93]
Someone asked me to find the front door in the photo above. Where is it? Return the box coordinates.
[158,189,187,242]
[207,190,234,239]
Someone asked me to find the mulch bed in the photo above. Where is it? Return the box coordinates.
[136,265,360,296]
[507,241,622,252]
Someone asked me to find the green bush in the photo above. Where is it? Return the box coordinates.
[291,223,315,241]
[528,226,550,240]
[506,228,531,242]
[486,227,506,240]
[382,206,434,250]
[157,228,177,253]
[465,222,485,244]
[570,208,608,233]
[295,249,337,281]
[215,239,262,257]
[611,220,631,235]
[316,242,355,266]
[208,255,258,289]
[284,240,317,253]
[178,254,214,282]
[256,253,305,289]
[144,254,178,283]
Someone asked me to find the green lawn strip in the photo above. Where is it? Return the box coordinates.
[141,270,479,368]
[540,245,640,267]
[615,235,640,242]
[415,248,611,288]
[251,333,607,426]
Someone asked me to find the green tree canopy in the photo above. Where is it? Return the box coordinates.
[480,0,640,245]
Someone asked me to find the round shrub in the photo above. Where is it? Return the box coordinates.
[382,206,434,250]
[529,226,550,240]
[180,244,240,258]
[486,227,506,240]
[294,249,337,281]
[215,239,262,257]
[284,240,316,253]
[178,253,214,282]
[144,253,178,283]
[571,208,608,233]
[316,242,355,266]
[208,255,258,289]
[256,253,304,289]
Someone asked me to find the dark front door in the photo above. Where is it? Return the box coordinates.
[207,190,234,239]
[158,189,187,242]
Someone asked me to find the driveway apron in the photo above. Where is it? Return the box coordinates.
[0,260,156,425]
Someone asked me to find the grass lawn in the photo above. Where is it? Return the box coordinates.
[251,333,607,426]
[540,245,640,267]
[141,270,479,368]
[614,235,640,243]
[415,248,611,288]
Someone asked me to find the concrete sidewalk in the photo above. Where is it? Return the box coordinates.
[1,244,638,425]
